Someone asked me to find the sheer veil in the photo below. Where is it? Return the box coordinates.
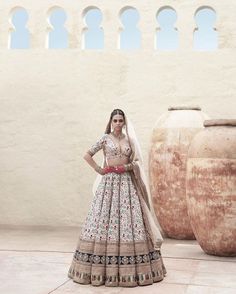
[91,113,164,248]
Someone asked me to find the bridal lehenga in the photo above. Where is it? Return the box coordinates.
[68,130,166,287]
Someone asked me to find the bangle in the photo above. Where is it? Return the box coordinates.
[124,163,133,171]
[94,164,102,173]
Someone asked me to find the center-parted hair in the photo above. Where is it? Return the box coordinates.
[105,109,126,134]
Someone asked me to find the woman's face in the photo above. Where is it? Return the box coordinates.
[111,114,125,132]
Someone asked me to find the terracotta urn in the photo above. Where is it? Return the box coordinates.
[186,119,236,256]
[149,106,209,239]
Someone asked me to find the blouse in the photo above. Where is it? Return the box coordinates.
[87,133,132,160]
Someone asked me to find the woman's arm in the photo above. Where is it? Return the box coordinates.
[83,134,107,175]
[83,152,105,175]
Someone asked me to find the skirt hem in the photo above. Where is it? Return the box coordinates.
[68,269,165,287]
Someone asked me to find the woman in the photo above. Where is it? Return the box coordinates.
[68,109,166,287]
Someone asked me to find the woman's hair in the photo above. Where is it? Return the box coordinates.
[105,109,126,134]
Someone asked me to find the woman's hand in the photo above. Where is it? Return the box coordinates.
[94,164,106,175]
[94,165,115,175]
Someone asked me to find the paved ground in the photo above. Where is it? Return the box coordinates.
[0,225,235,294]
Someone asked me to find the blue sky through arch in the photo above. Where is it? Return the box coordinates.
[10,8,216,50]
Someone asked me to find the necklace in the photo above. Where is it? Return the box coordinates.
[111,131,124,141]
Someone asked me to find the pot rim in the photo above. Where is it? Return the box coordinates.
[204,119,236,127]
[168,105,201,111]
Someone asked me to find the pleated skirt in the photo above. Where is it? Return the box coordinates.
[68,171,166,287]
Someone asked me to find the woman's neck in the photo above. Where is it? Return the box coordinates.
[112,130,122,136]
[111,130,124,140]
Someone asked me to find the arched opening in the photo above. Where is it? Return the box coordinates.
[119,7,141,50]
[82,7,104,50]
[193,7,218,51]
[155,6,178,50]
[9,7,30,49]
[47,7,68,49]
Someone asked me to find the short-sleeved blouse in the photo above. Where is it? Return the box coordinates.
[87,133,132,160]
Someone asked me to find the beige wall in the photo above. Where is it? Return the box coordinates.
[0,0,236,226]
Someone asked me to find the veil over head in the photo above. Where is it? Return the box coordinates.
[92,110,163,248]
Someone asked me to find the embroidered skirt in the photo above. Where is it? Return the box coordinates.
[68,171,166,287]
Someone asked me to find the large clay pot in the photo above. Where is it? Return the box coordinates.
[149,106,209,239]
[186,119,236,256]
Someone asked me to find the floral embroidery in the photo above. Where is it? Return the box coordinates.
[80,172,146,242]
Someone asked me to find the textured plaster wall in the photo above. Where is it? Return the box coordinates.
[0,0,236,226]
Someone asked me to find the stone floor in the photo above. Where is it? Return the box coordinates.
[0,225,235,294]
